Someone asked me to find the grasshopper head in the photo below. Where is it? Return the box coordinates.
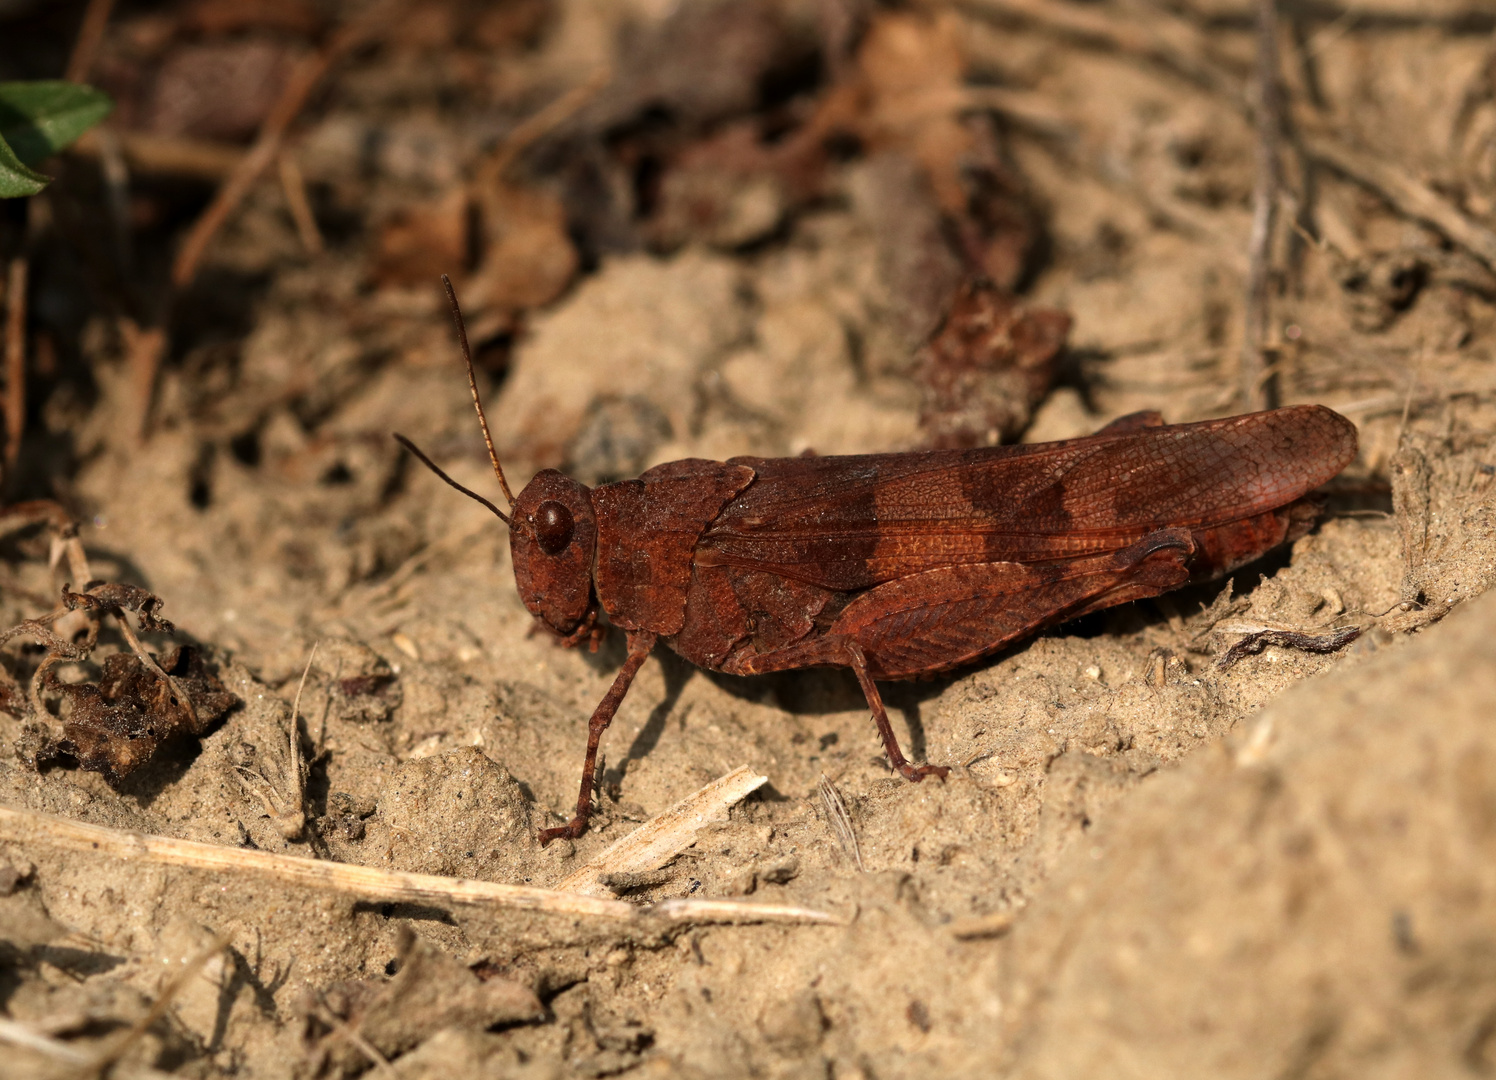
[394,277,602,645]
[510,470,598,640]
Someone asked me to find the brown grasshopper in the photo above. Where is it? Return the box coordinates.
[397,280,1357,843]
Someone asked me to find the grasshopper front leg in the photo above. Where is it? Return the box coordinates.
[539,629,658,845]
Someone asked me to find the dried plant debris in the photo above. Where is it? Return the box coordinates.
[1215,626,1365,671]
[29,645,239,782]
[628,8,1043,291]
[817,773,864,873]
[60,581,173,632]
[917,277,1070,449]
[2,581,239,782]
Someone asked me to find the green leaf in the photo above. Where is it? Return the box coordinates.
[0,81,113,167]
[0,131,48,198]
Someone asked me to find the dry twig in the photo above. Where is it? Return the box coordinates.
[310,994,399,1080]
[1301,128,1496,268]
[64,0,116,84]
[118,318,166,445]
[0,1017,94,1065]
[72,130,246,181]
[171,0,405,289]
[965,0,1241,98]
[278,151,324,256]
[556,765,767,896]
[0,1019,173,1078]
[89,933,230,1076]
[947,910,1016,939]
[3,257,25,470]
[0,1020,174,1080]
[475,67,613,188]
[93,127,133,274]
[0,805,841,926]
[1215,625,1363,669]
[818,773,865,872]
[1241,0,1284,411]
[108,599,199,729]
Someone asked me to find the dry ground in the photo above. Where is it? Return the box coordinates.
[3,0,1496,1077]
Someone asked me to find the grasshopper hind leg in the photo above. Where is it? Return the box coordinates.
[723,633,949,782]
[725,529,1199,782]
[845,640,950,782]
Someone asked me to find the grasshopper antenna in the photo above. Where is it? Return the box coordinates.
[393,433,511,526]
[443,274,515,508]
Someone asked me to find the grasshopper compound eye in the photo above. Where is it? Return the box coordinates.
[535,500,575,555]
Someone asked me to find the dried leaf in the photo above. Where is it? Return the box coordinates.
[645,9,1042,291]
[373,187,473,288]
[39,646,238,782]
[467,182,578,311]
[62,581,174,633]
[917,277,1070,448]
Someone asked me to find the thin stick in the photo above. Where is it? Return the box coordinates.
[4,257,25,469]
[118,317,165,445]
[88,933,229,1075]
[64,0,116,84]
[557,766,768,896]
[312,994,399,1080]
[947,910,1015,940]
[0,805,840,925]
[1240,0,1283,412]
[277,642,317,839]
[442,276,514,507]
[0,1019,85,1062]
[278,150,324,256]
[1393,363,1420,451]
[957,85,1079,139]
[966,0,1239,98]
[476,67,612,187]
[72,129,246,181]
[0,501,92,646]
[93,127,133,274]
[289,641,316,783]
[170,0,403,288]
[1301,127,1496,268]
[652,897,846,924]
[170,55,324,288]
[237,643,317,840]
[0,1019,103,1068]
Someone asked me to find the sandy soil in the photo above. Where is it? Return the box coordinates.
[3,0,1496,1077]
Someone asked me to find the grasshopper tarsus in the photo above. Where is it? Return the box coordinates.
[901,764,951,782]
[538,820,584,846]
